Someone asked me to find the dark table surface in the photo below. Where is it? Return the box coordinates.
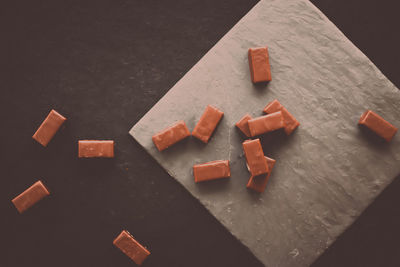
[1,0,399,266]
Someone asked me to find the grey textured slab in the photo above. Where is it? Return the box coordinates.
[129,0,400,266]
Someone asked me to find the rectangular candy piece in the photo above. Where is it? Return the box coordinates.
[12,180,50,213]
[152,120,191,151]
[242,139,269,176]
[263,99,300,135]
[193,160,231,183]
[248,111,284,137]
[235,114,252,137]
[247,157,276,193]
[32,109,66,147]
[113,230,150,265]
[192,105,224,143]
[359,110,398,142]
[248,46,272,83]
[78,140,114,158]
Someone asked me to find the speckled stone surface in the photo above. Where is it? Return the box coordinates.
[129,0,400,266]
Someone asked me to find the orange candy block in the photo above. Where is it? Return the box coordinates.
[32,109,66,147]
[359,110,397,142]
[242,139,269,176]
[248,111,284,137]
[263,99,300,135]
[78,140,115,158]
[113,230,150,265]
[248,47,272,83]
[247,157,276,193]
[192,105,224,143]
[235,114,252,137]
[152,120,191,151]
[193,160,231,183]
[12,180,50,213]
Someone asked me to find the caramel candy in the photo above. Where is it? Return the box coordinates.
[235,114,252,137]
[12,180,50,213]
[78,140,114,158]
[242,139,268,176]
[192,105,224,143]
[248,111,284,137]
[263,99,300,135]
[32,109,66,147]
[193,160,231,183]
[359,110,398,142]
[152,120,190,151]
[248,46,272,83]
[113,230,150,265]
[247,157,276,193]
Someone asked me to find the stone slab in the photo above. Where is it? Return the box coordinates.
[129,0,400,266]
